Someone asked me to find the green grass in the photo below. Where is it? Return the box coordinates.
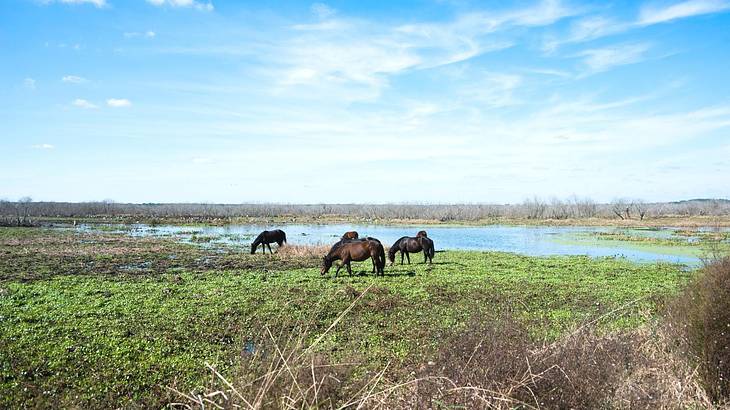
[0,227,693,408]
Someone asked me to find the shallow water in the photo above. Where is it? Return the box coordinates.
[77,223,729,266]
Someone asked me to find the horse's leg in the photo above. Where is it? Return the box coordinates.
[267,243,273,254]
[400,251,404,265]
[335,260,343,278]
[405,252,411,264]
[344,257,353,276]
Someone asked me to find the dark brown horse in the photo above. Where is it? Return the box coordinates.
[416,230,428,238]
[250,229,287,254]
[321,238,385,277]
[388,235,434,265]
[342,231,359,240]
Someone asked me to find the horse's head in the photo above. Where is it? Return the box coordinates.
[321,255,333,275]
[387,246,396,265]
[416,230,427,238]
[250,242,257,254]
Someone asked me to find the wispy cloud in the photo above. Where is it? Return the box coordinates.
[31,144,55,150]
[544,1,730,51]
[43,0,107,7]
[270,1,578,101]
[311,3,335,19]
[638,0,730,25]
[124,31,156,38]
[146,0,213,11]
[62,75,87,83]
[106,98,132,107]
[72,98,98,109]
[23,78,36,89]
[459,72,523,107]
[577,42,652,74]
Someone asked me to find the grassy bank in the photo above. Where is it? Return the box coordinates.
[0,227,695,408]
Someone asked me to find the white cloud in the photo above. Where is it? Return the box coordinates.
[271,1,577,100]
[460,72,523,107]
[62,75,87,83]
[544,1,730,51]
[23,78,36,89]
[107,98,132,107]
[311,3,335,19]
[124,31,156,38]
[43,0,107,7]
[146,0,213,11]
[638,0,730,25]
[577,42,652,74]
[73,99,98,109]
[31,144,55,150]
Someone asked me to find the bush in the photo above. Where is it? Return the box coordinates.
[667,256,730,402]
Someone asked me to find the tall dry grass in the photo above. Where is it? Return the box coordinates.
[167,277,728,409]
[666,256,730,403]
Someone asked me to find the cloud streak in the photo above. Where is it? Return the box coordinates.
[146,0,213,11]
[107,98,132,107]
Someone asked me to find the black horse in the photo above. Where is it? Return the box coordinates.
[250,229,287,254]
[388,235,434,265]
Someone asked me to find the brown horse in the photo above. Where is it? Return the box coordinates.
[251,229,287,254]
[342,231,359,240]
[416,230,428,238]
[388,235,434,265]
[321,238,385,277]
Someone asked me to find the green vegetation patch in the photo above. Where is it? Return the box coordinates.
[0,227,692,408]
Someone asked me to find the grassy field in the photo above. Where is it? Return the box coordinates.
[0,227,698,408]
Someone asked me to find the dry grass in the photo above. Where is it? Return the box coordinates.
[666,256,730,403]
[276,244,332,260]
[168,298,721,410]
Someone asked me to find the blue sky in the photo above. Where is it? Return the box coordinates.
[1,0,729,203]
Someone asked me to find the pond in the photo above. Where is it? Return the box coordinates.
[77,223,730,266]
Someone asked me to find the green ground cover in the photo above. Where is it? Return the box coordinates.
[0,227,692,408]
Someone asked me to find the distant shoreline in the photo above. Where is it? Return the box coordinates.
[31,214,730,228]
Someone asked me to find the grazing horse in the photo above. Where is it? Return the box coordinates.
[416,230,428,238]
[250,229,287,254]
[388,235,434,265]
[342,231,359,240]
[321,238,385,277]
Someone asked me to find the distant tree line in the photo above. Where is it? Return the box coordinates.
[1,197,729,226]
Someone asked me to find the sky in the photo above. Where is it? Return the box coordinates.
[1,0,729,204]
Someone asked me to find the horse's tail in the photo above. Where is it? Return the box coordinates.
[428,240,435,259]
[378,242,386,272]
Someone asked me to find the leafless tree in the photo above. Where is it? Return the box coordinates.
[611,199,630,220]
[632,199,647,221]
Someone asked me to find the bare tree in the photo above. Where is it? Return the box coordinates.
[611,198,629,220]
[632,199,647,221]
[523,197,547,219]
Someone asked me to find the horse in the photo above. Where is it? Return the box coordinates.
[416,230,428,238]
[321,237,385,277]
[388,235,434,265]
[250,229,287,254]
[342,231,359,240]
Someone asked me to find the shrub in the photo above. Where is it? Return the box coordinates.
[667,256,730,402]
